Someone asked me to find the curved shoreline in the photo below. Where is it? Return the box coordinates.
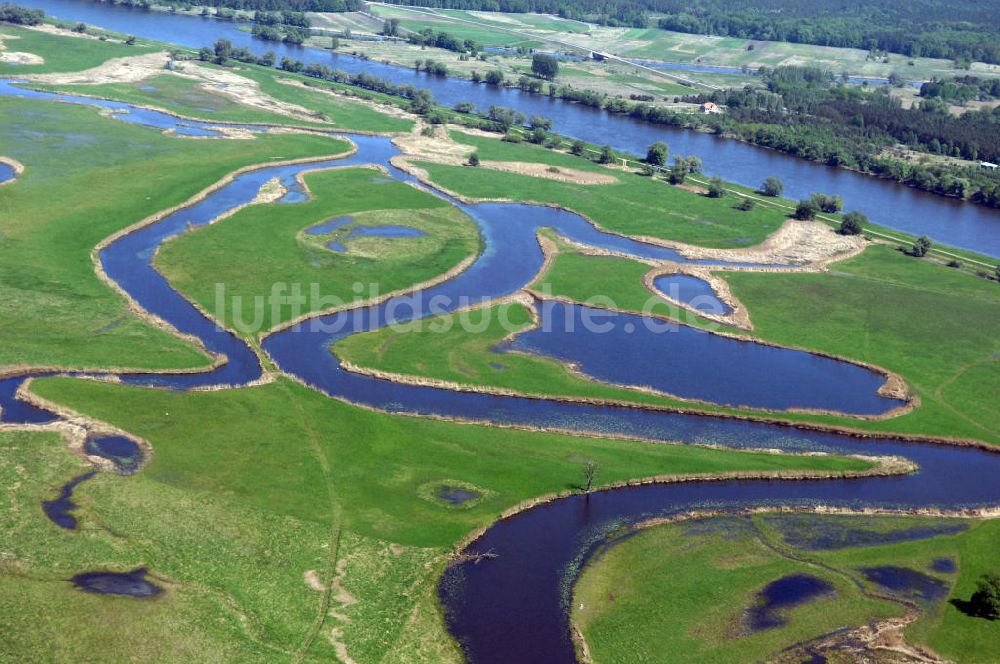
[0,155,24,185]
[1,87,998,663]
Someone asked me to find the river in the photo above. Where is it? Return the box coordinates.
[2,52,999,664]
[12,0,1000,258]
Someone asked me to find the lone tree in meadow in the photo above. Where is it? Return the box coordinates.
[583,460,599,492]
[598,145,615,164]
[571,139,586,156]
[761,176,784,197]
[811,192,844,213]
[794,199,819,220]
[646,141,669,166]
[970,573,1000,619]
[912,235,933,257]
[468,151,480,167]
[531,53,560,80]
[840,211,867,235]
[707,176,726,198]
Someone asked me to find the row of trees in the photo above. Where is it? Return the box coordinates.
[652,0,1000,65]
[376,0,999,62]
[0,2,43,24]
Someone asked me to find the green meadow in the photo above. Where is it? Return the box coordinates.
[725,245,1000,444]
[28,73,332,128]
[4,376,870,661]
[27,63,415,134]
[2,20,999,663]
[156,166,481,334]
[0,24,157,75]
[336,229,1000,445]
[418,133,789,248]
[573,514,1000,663]
[0,94,345,370]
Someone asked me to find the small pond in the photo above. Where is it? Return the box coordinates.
[72,568,162,597]
[744,574,835,632]
[438,485,482,506]
[859,566,949,603]
[85,435,144,475]
[652,273,732,315]
[42,471,97,530]
[0,162,15,185]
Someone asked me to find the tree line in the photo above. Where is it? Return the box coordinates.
[378,0,1000,64]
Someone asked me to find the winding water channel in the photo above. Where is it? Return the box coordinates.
[13,0,1000,257]
[2,84,1000,663]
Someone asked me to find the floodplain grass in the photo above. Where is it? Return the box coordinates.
[333,299,697,408]
[414,135,789,249]
[27,73,334,129]
[724,245,1000,444]
[0,429,282,663]
[528,234,731,333]
[336,237,1000,446]
[0,95,346,370]
[233,65,415,134]
[573,513,1000,663]
[14,376,872,662]
[26,64,415,135]
[156,166,481,334]
[0,24,158,75]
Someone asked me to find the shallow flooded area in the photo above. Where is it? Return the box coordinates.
[652,273,732,315]
[42,471,96,530]
[859,566,949,603]
[743,574,836,632]
[71,568,162,597]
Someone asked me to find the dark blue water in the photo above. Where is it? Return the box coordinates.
[84,435,143,475]
[72,568,162,597]
[0,374,58,424]
[1,88,999,662]
[305,215,353,235]
[324,224,427,252]
[745,574,835,632]
[859,566,949,603]
[438,485,481,505]
[505,301,899,413]
[42,470,96,529]
[652,273,732,315]
[930,558,957,574]
[0,161,15,184]
[762,514,968,550]
[16,0,1000,257]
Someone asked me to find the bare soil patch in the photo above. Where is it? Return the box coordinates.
[677,219,867,267]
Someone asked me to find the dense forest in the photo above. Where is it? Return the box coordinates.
[379,0,1000,64]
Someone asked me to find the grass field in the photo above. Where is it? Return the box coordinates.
[156,166,480,334]
[336,235,1000,445]
[334,299,701,408]
[367,5,1000,84]
[573,513,1000,663]
[417,134,788,248]
[2,376,871,661]
[0,95,346,370]
[232,65,415,134]
[0,24,158,76]
[725,245,1000,444]
[27,64,415,134]
[29,73,332,128]
[529,236,732,333]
